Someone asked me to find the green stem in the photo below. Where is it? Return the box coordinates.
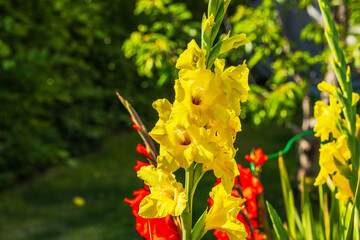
[181,164,194,240]
[318,0,360,235]
[267,130,315,159]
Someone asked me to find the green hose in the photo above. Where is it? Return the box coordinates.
[266,130,315,159]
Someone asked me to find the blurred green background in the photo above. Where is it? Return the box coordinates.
[1,0,359,239]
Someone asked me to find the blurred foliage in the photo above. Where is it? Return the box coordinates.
[0,0,166,188]
[229,0,320,125]
[122,0,201,86]
[2,0,360,188]
[123,0,360,127]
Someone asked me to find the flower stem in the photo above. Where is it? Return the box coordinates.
[181,163,194,240]
[318,0,360,236]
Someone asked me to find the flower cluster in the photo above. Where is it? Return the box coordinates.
[313,81,360,200]
[142,37,249,237]
[210,163,266,240]
[150,39,249,193]
[124,1,251,238]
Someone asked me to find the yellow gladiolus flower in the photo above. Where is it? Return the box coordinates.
[203,146,239,193]
[174,69,230,125]
[314,96,341,141]
[315,135,351,187]
[219,32,248,55]
[214,58,250,115]
[175,39,206,71]
[150,121,218,171]
[332,173,354,200]
[204,183,247,240]
[137,165,187,218]
[318,141,341,175]
[208,111,242,145]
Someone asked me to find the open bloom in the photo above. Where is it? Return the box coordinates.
[203,145,239,193]
[205,183,248,240]
[214,59,250,116]
[151,119,218,171]
[174,68,230,126]
[175,39,206,71]
[244,148,268,166]
[210,164,265,240]
[314,96,341,141]
[314,136,353,200]
[332,173,354,200]
[137,165,187,218]
[125,161,180,240]
[207,111,242,146]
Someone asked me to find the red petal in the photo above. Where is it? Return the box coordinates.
[136,144,151,159]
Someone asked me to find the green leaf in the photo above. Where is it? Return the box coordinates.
[318,185,329,240]
[329,189,341,239]
[191,209,208,240]
[301,177,316,240]
[278,155,302,236]
[266,201,290,240]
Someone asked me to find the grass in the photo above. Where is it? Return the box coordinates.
[0,121,299,239]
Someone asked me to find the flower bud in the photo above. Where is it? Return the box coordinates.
[204,13,215,36]
[220,32,248,55]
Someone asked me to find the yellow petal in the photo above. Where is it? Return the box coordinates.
[314,168,328,186]
[153,98,172,123]
[176,39,206,70]
[137,165,187,218]
[203,13,215,36]
[157,151,180,173]
[318,81,336,96]
[333,173,354,200]
[205,183,247,240]
[220,33,249,55]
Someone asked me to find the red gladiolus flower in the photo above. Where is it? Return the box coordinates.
[245,148,268,166]
[236,165,263,196]
[136,143,152,159]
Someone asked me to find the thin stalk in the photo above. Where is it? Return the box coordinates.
[116,92,158,163]
[181,164,195,240]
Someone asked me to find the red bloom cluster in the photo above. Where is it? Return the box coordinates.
[244,149,268,166]
[124,161,181,240]
[211,164,266,240]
